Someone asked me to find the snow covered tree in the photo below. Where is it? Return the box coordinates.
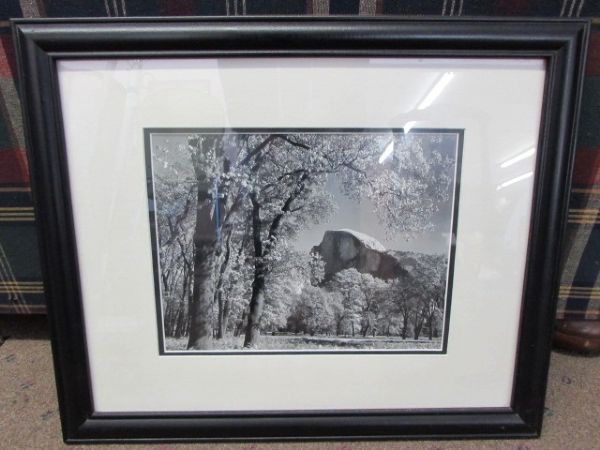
[184,134,253,349]
[359,134,455,236]
[308,251,326,286]
[387,276,419,339]
[213,225,253,339]
[152,139,197,339]
[287,285,337,336]
[411,255,447,340]
[240,133,392,347]
[185,135,224,349]
[385,254,447,340]
[261,248,311,332]
[327,268,387,337]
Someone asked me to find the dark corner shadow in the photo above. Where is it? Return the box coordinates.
[0,314,50,342]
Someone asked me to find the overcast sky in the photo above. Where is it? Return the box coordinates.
[149,131,459,256]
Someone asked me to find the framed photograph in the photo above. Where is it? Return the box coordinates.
[147,127,462,355]
[13,17,588,442]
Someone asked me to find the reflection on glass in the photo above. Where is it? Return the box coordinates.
[417,72,454,110]
[496,171,533,190]
[403,121,418,134]
[500,147,535,169]
[378,139,394,164]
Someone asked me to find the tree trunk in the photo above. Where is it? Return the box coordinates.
[428,315,434,340]
[413,309,423,340]
[174,304,186,339]
[164,302,173,336]
[186,187,217,350]
[244,270,266,347]
[174,270,190,339]
[219,229,247,338]
[215,275,227,339]
[244,195,265,348]
[336,318,344,336]
[222,300,231,334]
[234,310,247,337]
[216,294,225,339]
[216,293,231,339]
[214,230,232,340]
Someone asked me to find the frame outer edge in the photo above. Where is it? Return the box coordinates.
[10,17,591,442]
[11,20,95,442]
[512,20,590,435]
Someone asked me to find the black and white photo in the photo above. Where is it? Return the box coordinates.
[146,129,462,353]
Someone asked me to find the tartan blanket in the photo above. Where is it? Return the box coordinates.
[0,0,598,319]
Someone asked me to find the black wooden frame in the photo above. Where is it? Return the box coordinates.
[12,17,588,443]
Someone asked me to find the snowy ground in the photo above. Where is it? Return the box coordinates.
[164,334,442,352]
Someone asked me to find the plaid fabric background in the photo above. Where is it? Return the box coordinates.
[0,0,598,318]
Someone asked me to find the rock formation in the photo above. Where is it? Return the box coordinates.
[311,229,407,281]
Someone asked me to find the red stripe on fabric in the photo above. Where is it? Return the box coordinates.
[496,0,531,15]
[160,0,195,16]
[587,30,600,76]
[0,149,29,184]
[573,147,600,187]
[0,35,16,79]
